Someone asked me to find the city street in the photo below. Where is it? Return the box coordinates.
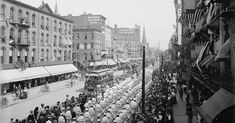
[0,80,85,123]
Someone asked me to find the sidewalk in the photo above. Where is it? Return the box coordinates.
[0,78,84,108]
[173,87,198,123]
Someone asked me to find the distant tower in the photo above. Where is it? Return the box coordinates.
[54,0,58,15]
[142,25,147,44]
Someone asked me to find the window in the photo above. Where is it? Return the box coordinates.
[84,33,88,40]
[41,16,44,29]
[1,26,6,42]
[58,50,61,61]
[18,9,23,23]
[46,18,49,30]
[76,33,80,40]
[68,24,71,34]
[46,34,49,46]
[68,51,71,60]
[90,33,94,39]
[53,50,57,61]
[0,47,6,64]
[59,22,62,33]
[32,14,36,27]
[84,53,87,60]
[77,43,80,49]
[84,43,87,49]
[40,49,44,62]
[46,49,49,61]
[25,30,29,43]
[10,7,15,21]
[41,33,44,46]
[26,12,30,25]
[59,36,62,47]
[64,50,67,61]
[17,49,21,61]
[9,48,14,63]
[24,49,28,62]
[18,30,22,43]
[54,20,57,32]
[0,4,6,18]
[91,43,94,49]
[32,31,36,45]
[54,35,57,46]
[32,48,36,62]
[64,23,67,34]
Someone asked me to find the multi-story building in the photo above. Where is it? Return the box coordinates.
[72,28,103,70]
[111,24,142,60]
[0,0,77,94]
[104,25,112,50]
[177,0,235,123]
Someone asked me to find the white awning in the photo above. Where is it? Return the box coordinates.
[44,64,78,76]
[198,88,235,123]
[215,38,231,61]
[0,67,50,84]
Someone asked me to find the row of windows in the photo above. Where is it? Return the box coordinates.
[75,43,95,50]
[72,53,93,61]
[0,47,71,64]
[74,33,95,40]
[1,26,72,47]
[0,4,72,33]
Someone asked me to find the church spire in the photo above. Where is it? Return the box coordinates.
[142,25,147,44]
[54,0,58,15]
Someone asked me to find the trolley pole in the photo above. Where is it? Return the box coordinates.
[142,45,145,114]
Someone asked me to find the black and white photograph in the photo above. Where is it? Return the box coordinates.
[0,0,234,123]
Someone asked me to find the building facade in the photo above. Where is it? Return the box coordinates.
[176,0,235,123]
[111,24,142,60]
[0,0,77,94]
[72,28,103,70]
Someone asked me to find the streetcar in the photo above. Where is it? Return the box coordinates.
[84,69,114,92]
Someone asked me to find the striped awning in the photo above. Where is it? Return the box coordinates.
[179,9,205,25]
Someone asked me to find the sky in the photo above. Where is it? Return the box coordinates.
[19,0,176,50]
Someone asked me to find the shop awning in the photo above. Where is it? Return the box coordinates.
[198,88,235,123]
[215,38,231,61]
[0,67,50,84]
[44,64,78,76]
[200,55,217,67]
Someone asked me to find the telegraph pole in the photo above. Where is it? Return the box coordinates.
[142,45,145,114]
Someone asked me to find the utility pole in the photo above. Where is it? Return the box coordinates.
[142,45,145,114]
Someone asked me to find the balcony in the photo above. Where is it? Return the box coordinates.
[9,18,30,29]
[9,37,30,48]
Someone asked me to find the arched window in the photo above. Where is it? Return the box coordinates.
[54,20,57,32]
[76,33,80,40]
[84,43,87,49]
[10,7,15,21]
[41,33,44,46]
[84,33,88,40]
[32,48,36,62]
[53,50,57,61]
[77,43,80,50]
[1,4,6,18]
[32,14,36,27]
[1,26,6,42]
[58,50,61,61]
[64,50,67,61]
[9,48,14,63]
[54,35,57,46]
[84,53,87,60]
[46,18,49,26]
[90,33,94,39]
[10,28,15,41]
[91,43,94,49]
[18,9,23,23]
[59,36,62,47]
[18,29,22,43]
[59,22,62,32]
[25,30,29,43]
[41,16,44,29]
[0,47,6,64]
[46,49,49,61]
[40,49,44,62]
[26,11,30,25]
[68,50,71,60]
[46,34,49,46]
[32,31,36,45]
